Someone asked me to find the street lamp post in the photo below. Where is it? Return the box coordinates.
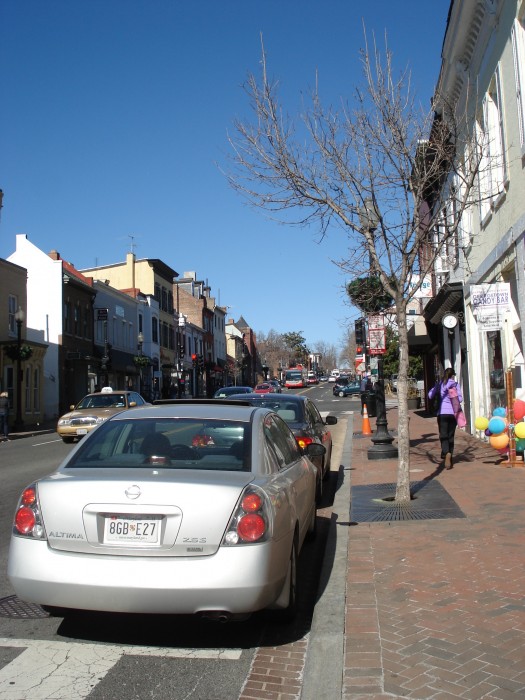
[358,200,398,460]
[101,319,109,387]
[13,307,25,432]
[174,278,187,399]
[137,331,144,395]
[177,312,185,398]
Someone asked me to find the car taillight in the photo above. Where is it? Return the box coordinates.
[237,513,266,541]
[223,486,271,545]
[14,507,36,534]
[13,484,46,539]
[296,436,314,450]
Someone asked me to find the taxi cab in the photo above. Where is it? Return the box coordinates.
[57,387,149,443]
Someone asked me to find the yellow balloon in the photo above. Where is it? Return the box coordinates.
[490,433,509,450]
[475,416,489,431]
[514,422,525,439]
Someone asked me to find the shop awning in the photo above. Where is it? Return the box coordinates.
[423,282,464,325]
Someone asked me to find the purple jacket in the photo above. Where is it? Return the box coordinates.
[428,379,463,416]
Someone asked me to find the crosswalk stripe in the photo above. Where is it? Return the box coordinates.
[0,638,241,700]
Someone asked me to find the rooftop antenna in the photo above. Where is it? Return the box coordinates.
[128,234,138,254]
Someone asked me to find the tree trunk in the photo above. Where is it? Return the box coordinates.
[395,304,411,503]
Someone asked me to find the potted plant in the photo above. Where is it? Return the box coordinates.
[407,384,421,409]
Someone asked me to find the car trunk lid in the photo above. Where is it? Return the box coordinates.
[38,469,254,557]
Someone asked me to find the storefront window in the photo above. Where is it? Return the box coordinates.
[487,330,505,410]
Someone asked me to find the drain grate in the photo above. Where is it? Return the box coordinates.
[0,595,49,619]
[351,480,465,523]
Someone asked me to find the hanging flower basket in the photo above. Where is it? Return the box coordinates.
[133,355,150,368]
[4,344,33,361]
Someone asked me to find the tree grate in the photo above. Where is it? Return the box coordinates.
[0,595,49,619]
[350,480,465,523]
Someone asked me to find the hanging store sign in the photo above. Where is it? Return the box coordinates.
[471,283,511,331]
[408,275,433,298]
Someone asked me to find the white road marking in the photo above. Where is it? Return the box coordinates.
[32,439,63,446]
[0,638,241,700]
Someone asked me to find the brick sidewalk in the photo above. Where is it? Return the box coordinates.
[345,406,525,699]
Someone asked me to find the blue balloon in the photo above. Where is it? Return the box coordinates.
[488,417,506,435]
[493,407,506,417]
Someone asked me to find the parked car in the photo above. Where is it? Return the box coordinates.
[333,381,362,398]
[56,388,150,443]
[307,373,319,385]
[332,376,350,392]
[254,383,273,394]
[227,393,337,502]
[8,400,323,621]
[213,386,252,398]
[266,379,282,393]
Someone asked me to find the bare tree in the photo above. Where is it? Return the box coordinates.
[311,340,338,373]
[227,34,483,502]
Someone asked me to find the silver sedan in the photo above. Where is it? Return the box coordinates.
[8,401,322,621]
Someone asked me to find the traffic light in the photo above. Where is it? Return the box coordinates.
[198,355,204,370]
[191,353,198,368]
[355,319,365,346]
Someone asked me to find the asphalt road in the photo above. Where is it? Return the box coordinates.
[0,384,353,700]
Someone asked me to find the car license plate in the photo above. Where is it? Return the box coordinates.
[77,428,88,435]
[103,516,160,544]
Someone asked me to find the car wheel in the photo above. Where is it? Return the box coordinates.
[273,540,298,623]
[322,453,331,479]
[315,473,323,503]
[306,504,317,541]
[338,390,345,397]
[62,437,75,444]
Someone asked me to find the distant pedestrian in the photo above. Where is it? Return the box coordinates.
[428,368,463,469]
[0,391,9,441]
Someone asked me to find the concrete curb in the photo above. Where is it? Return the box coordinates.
[301,415,353,700]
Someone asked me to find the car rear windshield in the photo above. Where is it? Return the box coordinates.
[65,418,251,471]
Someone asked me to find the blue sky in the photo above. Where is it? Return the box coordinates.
[0,0,450,350]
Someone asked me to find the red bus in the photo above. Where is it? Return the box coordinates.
[284,365,308,389]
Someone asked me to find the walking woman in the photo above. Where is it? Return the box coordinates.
[428,368,462,469]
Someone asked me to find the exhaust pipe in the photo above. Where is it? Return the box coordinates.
[200,611,231,623]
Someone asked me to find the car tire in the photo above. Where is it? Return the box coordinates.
[322,453,331,479]
[306,505,317,541]
[273,540,298,623]
[315,473,323,503]
[338,390,345,397]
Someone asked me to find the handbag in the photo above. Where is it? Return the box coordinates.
[448,385,467,427]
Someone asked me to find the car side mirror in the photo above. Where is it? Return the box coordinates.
[70,404,75,410]
[129,401,137,407]
[305,443,326,457]
[325,415,337,425]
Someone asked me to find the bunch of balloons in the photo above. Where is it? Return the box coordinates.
[475,403,525,454]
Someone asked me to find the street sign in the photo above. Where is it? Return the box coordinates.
[96,308,108,321]
[369,328,386,354]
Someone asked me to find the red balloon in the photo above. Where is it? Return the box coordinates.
[514,399,525,421]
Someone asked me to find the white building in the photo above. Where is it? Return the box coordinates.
[423,0,525,427]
